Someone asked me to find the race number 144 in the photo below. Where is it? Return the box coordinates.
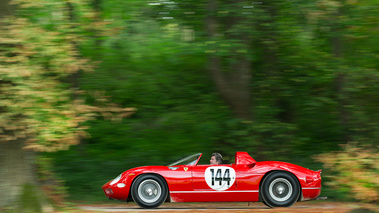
[210,168,231,186]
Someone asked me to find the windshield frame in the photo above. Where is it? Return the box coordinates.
[166,153,202,166]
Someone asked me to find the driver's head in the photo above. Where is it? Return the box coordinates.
[210,153,223,165]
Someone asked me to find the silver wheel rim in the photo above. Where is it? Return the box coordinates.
[269,178,293,202]
[137,179,162,203]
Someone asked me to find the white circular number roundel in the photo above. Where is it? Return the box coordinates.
[205,166,236,191]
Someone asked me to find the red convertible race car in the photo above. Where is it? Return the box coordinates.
[102,152,322,208]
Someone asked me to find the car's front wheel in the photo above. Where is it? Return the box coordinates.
[131,174,167,208]
[261,172,300,208]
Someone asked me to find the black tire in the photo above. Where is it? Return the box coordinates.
[131,174,168,209]
[261,172,300,208]
[262,200,271,208]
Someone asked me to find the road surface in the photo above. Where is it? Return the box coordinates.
[78,201,377,213]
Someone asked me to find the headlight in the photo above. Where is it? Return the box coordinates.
[110,174,122,185]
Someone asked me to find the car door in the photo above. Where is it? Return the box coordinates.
[191,163,261,202]
[192,164,237,190]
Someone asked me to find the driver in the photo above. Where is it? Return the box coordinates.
[210,153,223,165]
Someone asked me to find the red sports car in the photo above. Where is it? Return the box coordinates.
[102,152,322,208]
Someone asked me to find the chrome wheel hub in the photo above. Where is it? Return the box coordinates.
[277,186,285,194]
[144,187,158,196]
[138,179,162,203]
[269,178,293,202]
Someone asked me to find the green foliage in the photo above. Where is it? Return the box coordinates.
[9,0,378,202]
[0,18,90,151]
[0,0,133,151]
[315,143,379,203]
[50,17,231,200]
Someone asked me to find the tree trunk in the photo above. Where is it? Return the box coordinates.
[0,0,52,211]
[331,7,350,143]
[258,1,294,124]
[0,140,52,212]
[206,0,252,120]
[0,0,14,19]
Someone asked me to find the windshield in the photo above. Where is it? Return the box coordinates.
[166,153,202,166]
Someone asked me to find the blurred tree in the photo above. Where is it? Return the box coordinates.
[18,0,379,202]
[305,0,379,144]
[49,1,236,199]
[0,0,133,211]
[146,0,253,120]
[205,0,253,120]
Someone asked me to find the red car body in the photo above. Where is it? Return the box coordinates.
[102,152,322,208]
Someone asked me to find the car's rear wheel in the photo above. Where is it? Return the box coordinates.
[131,174,167,208]
[261,172,300,207]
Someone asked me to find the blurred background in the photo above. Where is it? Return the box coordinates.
[0,0,378,211]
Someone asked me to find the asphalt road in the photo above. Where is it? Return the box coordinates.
[79,201,377,213]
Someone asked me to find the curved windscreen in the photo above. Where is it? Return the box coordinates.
[166,153,202,166]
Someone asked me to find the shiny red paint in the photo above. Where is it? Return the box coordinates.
[102,152,322,204]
